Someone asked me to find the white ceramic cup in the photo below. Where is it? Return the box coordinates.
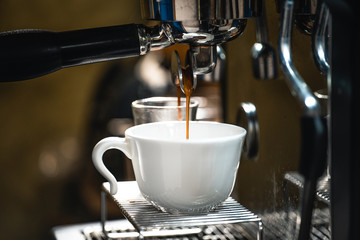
[92,121,246,214]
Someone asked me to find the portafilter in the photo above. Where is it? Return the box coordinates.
[0,0,261,82]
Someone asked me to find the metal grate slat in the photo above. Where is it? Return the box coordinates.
[101,181,262,238]
[68,208,330,240]
[284,172,330,204]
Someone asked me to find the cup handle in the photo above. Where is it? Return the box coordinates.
[92,137,132,195]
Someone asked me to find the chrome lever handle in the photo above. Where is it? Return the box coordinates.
[278,0,321,117]
[279,3,327,240]
[236,102,260,161]
[251,0,277,80]
[312,2,330,75]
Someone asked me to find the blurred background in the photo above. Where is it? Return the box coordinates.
[0,0,325,239]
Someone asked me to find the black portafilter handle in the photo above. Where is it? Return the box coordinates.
[297,115,327,240]
[0,24,140,82]
[299,115,327,181]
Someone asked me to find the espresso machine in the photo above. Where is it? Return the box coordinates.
[0,0,359,239]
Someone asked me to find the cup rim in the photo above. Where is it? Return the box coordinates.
[125,120,247,143]
[131,97,199,109]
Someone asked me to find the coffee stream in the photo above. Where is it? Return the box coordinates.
[176,77,182,121]
[182,66,195,139]
[173,49,195,139]
[175,68,194,139]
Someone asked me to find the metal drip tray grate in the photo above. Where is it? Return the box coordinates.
[101,181,262,239]
[284,172,330,204]
[52,208,330,240]
[52,180,329,240]
[260,208,330,239]
[78,221,262,240]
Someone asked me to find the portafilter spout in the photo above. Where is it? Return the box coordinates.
[142,0,261,87]
[0,0,261,82]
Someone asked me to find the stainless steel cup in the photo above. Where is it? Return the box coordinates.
[131,97,199,125]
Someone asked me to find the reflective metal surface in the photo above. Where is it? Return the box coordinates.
[236,102,260,161]
[276,0,319,34]
[170,50,182,86]
[138,25,173,55]
[141,0,262,21]
[52,209,330,240]
[276,0,318,15]
[190,45,217,74]
[140,0,256,48]
[197,45,227,82]
[278,0,320,116]
[251,0,277,80]
[279,2,327,239]
[312,2,330,74]
[139,0,260,75]
[284,172,330,205]
[101,181,263,239]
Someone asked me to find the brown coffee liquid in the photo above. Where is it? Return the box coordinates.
[182,66,194,139]
[176,79,182,121]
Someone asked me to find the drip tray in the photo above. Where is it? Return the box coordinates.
[52,208,330,240]
[53,219,261,240]
[52,181,330,239]
[101,181,263,238]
